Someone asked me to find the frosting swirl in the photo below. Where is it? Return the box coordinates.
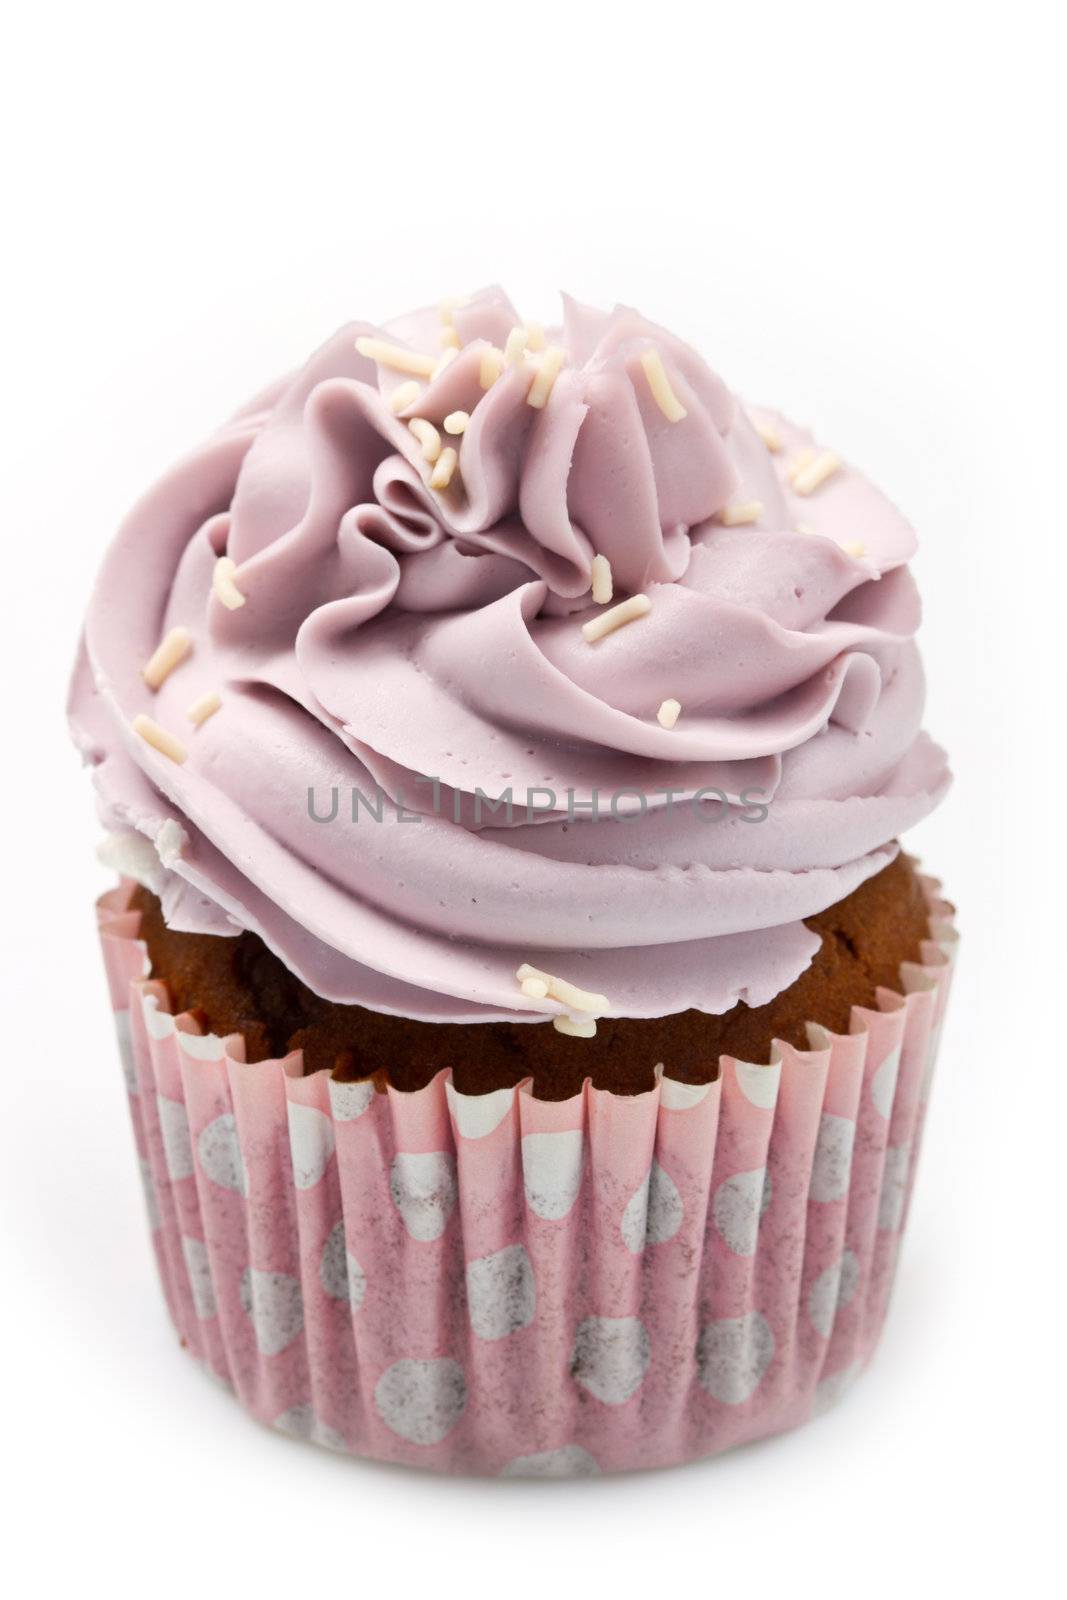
[70,289,949,1023]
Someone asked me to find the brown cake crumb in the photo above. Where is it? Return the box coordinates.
[128,852,932,1101]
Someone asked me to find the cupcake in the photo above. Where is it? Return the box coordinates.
[70,289,955,1474]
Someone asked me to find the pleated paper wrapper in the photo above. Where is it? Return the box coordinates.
[95,873,956,1476]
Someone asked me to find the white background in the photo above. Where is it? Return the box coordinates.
[2,2,1062,1595]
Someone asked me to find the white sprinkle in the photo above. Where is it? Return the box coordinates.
[504,325,529,365]
[793,450,841,496]
[553,1016,597,1039]
[142,626,192,690]
[443,410,469,435]
[430,446,458,490]
[388,380,421,414]
[355,336,437,378]
[479,346,506,388]
[430,346,458,380]
[517,963,609,1017]
[657,698,682,729]
[526,345,566,409]
[788,446,817,478]
[581,593,651,644]
[719,500,764,527]
[439,325,460,349]
[794,521,817,537]
[843,540,867,558]
[186,690,221,727]
[132,714,187,765]
[525,321,545,352]
[754,418,781,452]
[590,554,613,605]
[439,295,467,324]
[520,977,549,999]
[408,417,442,463]
[639,347,687,422]
[212,557,246,610]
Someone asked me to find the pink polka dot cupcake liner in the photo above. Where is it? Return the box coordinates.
[95,872,956,1476]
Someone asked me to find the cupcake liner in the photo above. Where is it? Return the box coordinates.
[95,871,956,1475]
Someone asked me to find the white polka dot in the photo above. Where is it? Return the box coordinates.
[156,1094,194,1181]
[390,1151,457,1241]
[239,1267,304,1356]
[181,1236,217,1320]
[319,1220,367,1311]
[696,1311,775,1404]
[374,1357,467,1445]
[809,1112,855,1203]
[287,1103,335,1190]
[176,1029,226,1061]
[620,1160,684,1251]
[808,1250,860,1338]
[660,1077,712,1111]
[347,1254,367,1312]
[466,1244,536,1340]
[878,1143,911,1231]
[870,1044,901,1118]
[814,1359,862,1415]
[138,1157,161,1231]
[141,991,176,1039]
[571,1316,651,1405]
[115,1011,138,1095]
[328,1078,376,1121]
[446,1080,515,1139]
[273,1404,347,1452]
[734,1058,781,1110]
[712,1167,769,1257]
[197,1113,247,1194]
[522,1129,584,1221]
[501,1445,600,1478]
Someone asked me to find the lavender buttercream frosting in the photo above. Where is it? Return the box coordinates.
[69,289,949,1023]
